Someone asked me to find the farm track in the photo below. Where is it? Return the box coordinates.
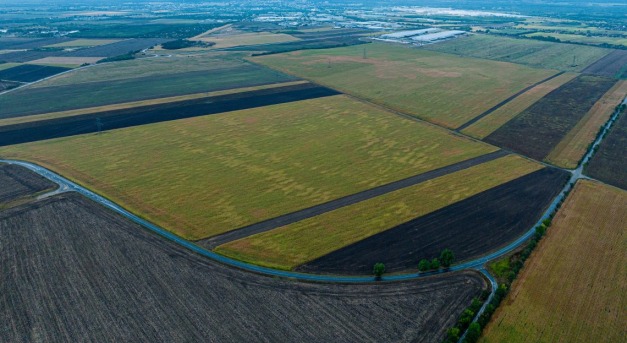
[455,71,565,131]
[0,193,486,342]
[0,83,339,146]
[200,149,509,249]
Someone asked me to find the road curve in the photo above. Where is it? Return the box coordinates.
[0,158,576,283]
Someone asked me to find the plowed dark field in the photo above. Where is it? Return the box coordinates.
[0,64,71,83]
[485,75,617,161]
[0,164,55,203]
[582,50,627,79]
[64,38,170,57]
[586,109,627,190]
[298,168,569,275]
[0,37,73,50]
[0,83,339,146]
[0,193,486,342]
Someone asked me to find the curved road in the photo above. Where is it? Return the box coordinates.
[0,157,579,284]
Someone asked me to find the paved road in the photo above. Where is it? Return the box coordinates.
[200,149,509,249]
[455,71,566,131]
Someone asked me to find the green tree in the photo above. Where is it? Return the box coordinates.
[447,327,460,342]
[373,262,385,278]
[418,259,430,271]
[464,322,482,343]
[431,258,440,270]
[458,309,475,326]
[440,248,455,268]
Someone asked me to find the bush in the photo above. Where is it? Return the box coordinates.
[418,259,430,272]
[431,258,440,270]
[373,262,385,278]
[464,322,482,343]
[440,249,455,268]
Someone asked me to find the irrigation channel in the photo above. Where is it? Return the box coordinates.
[0,100,623,283]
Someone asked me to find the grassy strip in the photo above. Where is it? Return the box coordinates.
[546,80,627,168]
[215,155,542,270]
[462,73,577,139]
[479,180,626,343]
[252,42,553,129]
[0,80,309,127]
[0,95,495,240]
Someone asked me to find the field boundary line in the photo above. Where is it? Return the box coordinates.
[455,71,566,131]
[201,150,509,248]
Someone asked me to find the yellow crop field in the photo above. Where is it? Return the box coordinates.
[0,95,496,240]
[546,80,627,168]
[216,155,542,270]
[252,43,554,129]
[480,180,627,343]
[462,73,577,139]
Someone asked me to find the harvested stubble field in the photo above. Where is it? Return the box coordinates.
[423,34,610,72]
[0,193,487,342]
[462,73,577,139]
[252,43,554,129]
[480,180,626,343]
[486,75,617,161]
[0,95,496,240]
[581,49,627,79]
[197,32,299,48]
[0,83,339,146]
[0,64,71,83]
[585,105,627,189]
[0,56,295,118]
[299,168,569,274]
[546,80,627,168]
[0,164,56,204]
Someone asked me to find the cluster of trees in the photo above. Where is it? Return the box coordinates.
[418,249,454,272]
[372,248,456,279]
[443,296,486,343]
[97,50,140,64]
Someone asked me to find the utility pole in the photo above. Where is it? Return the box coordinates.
[363,47,367,59]
[572,55,576,66]
[96,117,102,134]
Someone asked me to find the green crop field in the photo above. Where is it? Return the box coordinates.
[252,43,553,129]
[0,55,295,119]
[0,95,496,240]
[216,155,542,270]
[524,32,627,47]
[424,34,611,72]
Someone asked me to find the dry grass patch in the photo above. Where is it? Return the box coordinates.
[27,57,103,67]
[0,95,495,240]
[480,180,627,343]
[198,32,299,48]
[463,73,577,139]
[216,155,542,270]
[546,80,627,168]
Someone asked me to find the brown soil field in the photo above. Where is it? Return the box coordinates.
[581,49,627,79]
[486,75,617,161]
[546,80,627,168]
[585,106,627,189]
[480,180,627,343]
[0,163,56,204]
[0,193,487,342]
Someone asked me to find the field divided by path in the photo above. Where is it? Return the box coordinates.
[479,180,626,343]
[585,104,627,189]
[252,42,554,129]
[0,95,496,240]
[424,34,611,72]
[485,75,617,161]
[0,82,339,146]
[462,73,577,139]
[546,80,627,168]
[0,55,296,119]
[215,155,545,271]
[297,167,569,274]
[0,192,487,342]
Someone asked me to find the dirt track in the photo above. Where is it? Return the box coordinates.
[0,193,486,342]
